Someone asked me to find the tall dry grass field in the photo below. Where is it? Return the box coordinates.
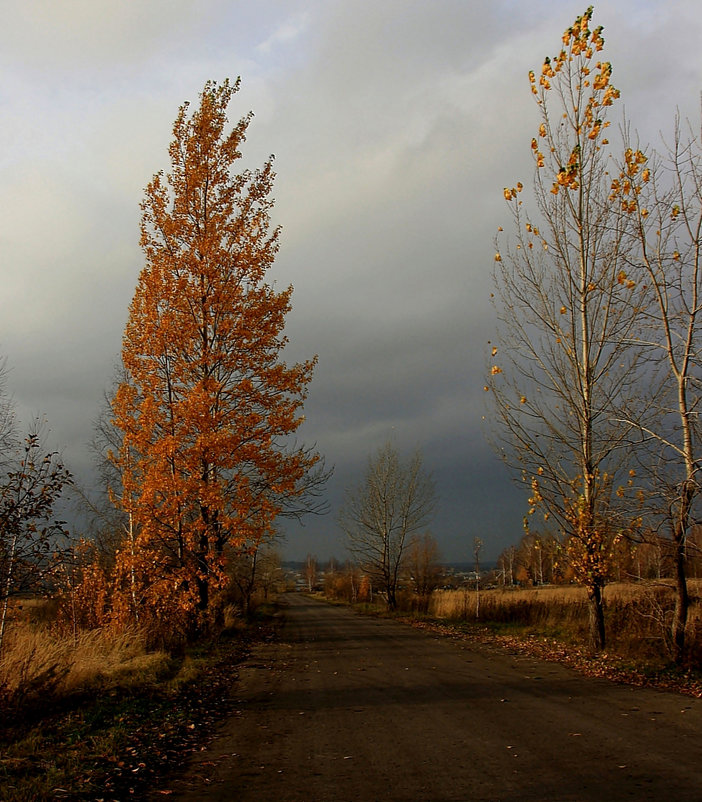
[0,600,170,713]
[431,581,702,666]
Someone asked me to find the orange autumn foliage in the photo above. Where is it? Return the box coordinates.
[110,79,319,636]
[55,540,111,633]
[526,5,619,196]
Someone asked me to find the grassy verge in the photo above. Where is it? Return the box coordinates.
[431,582,702,664]
[0,617,276,802]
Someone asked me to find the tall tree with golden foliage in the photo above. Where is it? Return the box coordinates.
[111,79,320,638]
[489,8,643,651]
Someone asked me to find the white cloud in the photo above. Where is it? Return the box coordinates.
[256,12,310,54]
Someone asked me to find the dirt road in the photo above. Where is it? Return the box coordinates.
[165,594,702,801]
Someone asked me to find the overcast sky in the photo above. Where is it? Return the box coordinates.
[1,0,701,562]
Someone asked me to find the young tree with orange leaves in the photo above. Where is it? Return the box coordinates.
[489,8,643,651]
[111,79,322,638]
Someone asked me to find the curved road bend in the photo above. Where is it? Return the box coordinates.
[166,593,702,802]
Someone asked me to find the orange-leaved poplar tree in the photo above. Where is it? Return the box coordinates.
[111,79,321,639]
[489,8,644,651]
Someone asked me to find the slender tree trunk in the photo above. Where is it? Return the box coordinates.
[196,569,209,612]
[0,592,11,655]
[669,363,696,663]
[671,480,693,663]
[243,550,258,619]
[0,530,19,654]
[579,238,606,651]
[387,582,397,611]
[672,544,689,663]
[127,510,139,622]
[587,580,606,652]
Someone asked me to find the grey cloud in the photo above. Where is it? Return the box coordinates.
[1,0,700,563]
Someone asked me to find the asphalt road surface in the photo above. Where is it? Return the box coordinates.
[166,594,702,801]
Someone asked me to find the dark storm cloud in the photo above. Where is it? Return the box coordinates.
[1,0,700,561]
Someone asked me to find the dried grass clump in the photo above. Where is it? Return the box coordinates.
[63,626,171,691]
[0,626,70,708]
[0,623,170,712]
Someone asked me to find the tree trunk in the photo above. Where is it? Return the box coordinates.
[196,573,209,612]
[587,581,606,652]
[0,531,19,654]
[672,538,689,664]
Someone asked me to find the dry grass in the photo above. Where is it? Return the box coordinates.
[430,581,702,666]
[0,626,256,802]
[432,584,586,617]
[0,596,274,801]
[0,617,171,713]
